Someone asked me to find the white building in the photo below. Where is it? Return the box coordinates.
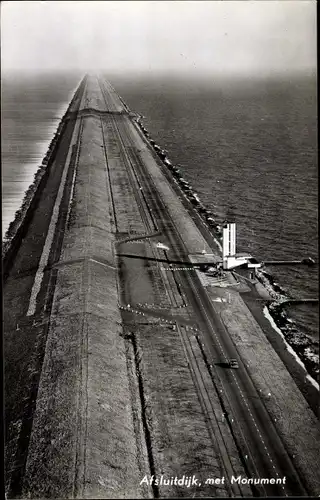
[222,222,261,270]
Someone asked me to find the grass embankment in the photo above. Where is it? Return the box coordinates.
[23,115,146,499]
[2,77,86,274]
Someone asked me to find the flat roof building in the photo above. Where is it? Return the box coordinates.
[222,222,262,270]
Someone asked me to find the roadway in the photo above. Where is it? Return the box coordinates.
[4,74,314,498]
[97,76,308,497]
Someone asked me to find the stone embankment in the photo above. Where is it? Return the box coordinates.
[134,110,319,386]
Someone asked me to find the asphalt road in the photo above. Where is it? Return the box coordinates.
[97,77,308,497]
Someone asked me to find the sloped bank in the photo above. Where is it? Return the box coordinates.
[22,115,146,499]
[123,105,320,495]
[134,114,223,237]
[133,113,319,386]
[257,269,319,385]
[2,76,87,278]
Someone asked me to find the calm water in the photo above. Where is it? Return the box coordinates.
[110,74,318,362]
[1,72,318,373]
[1,72,81,234]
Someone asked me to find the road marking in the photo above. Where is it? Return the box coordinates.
[188,278,289,493]
[107,100,289,495]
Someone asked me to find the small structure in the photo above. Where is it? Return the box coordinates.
[156,242,170,251]
[222,222,262,270]
[221,222,314,272]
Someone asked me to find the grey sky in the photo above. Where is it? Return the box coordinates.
[1,1,316,76]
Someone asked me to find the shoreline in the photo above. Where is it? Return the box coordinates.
[263,306,319,390]
[3,75,319,497]
[2,77,85,270]
[2,81,317,392]
[132,113,319,390]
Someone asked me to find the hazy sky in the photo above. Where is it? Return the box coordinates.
[1,1,316,77]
